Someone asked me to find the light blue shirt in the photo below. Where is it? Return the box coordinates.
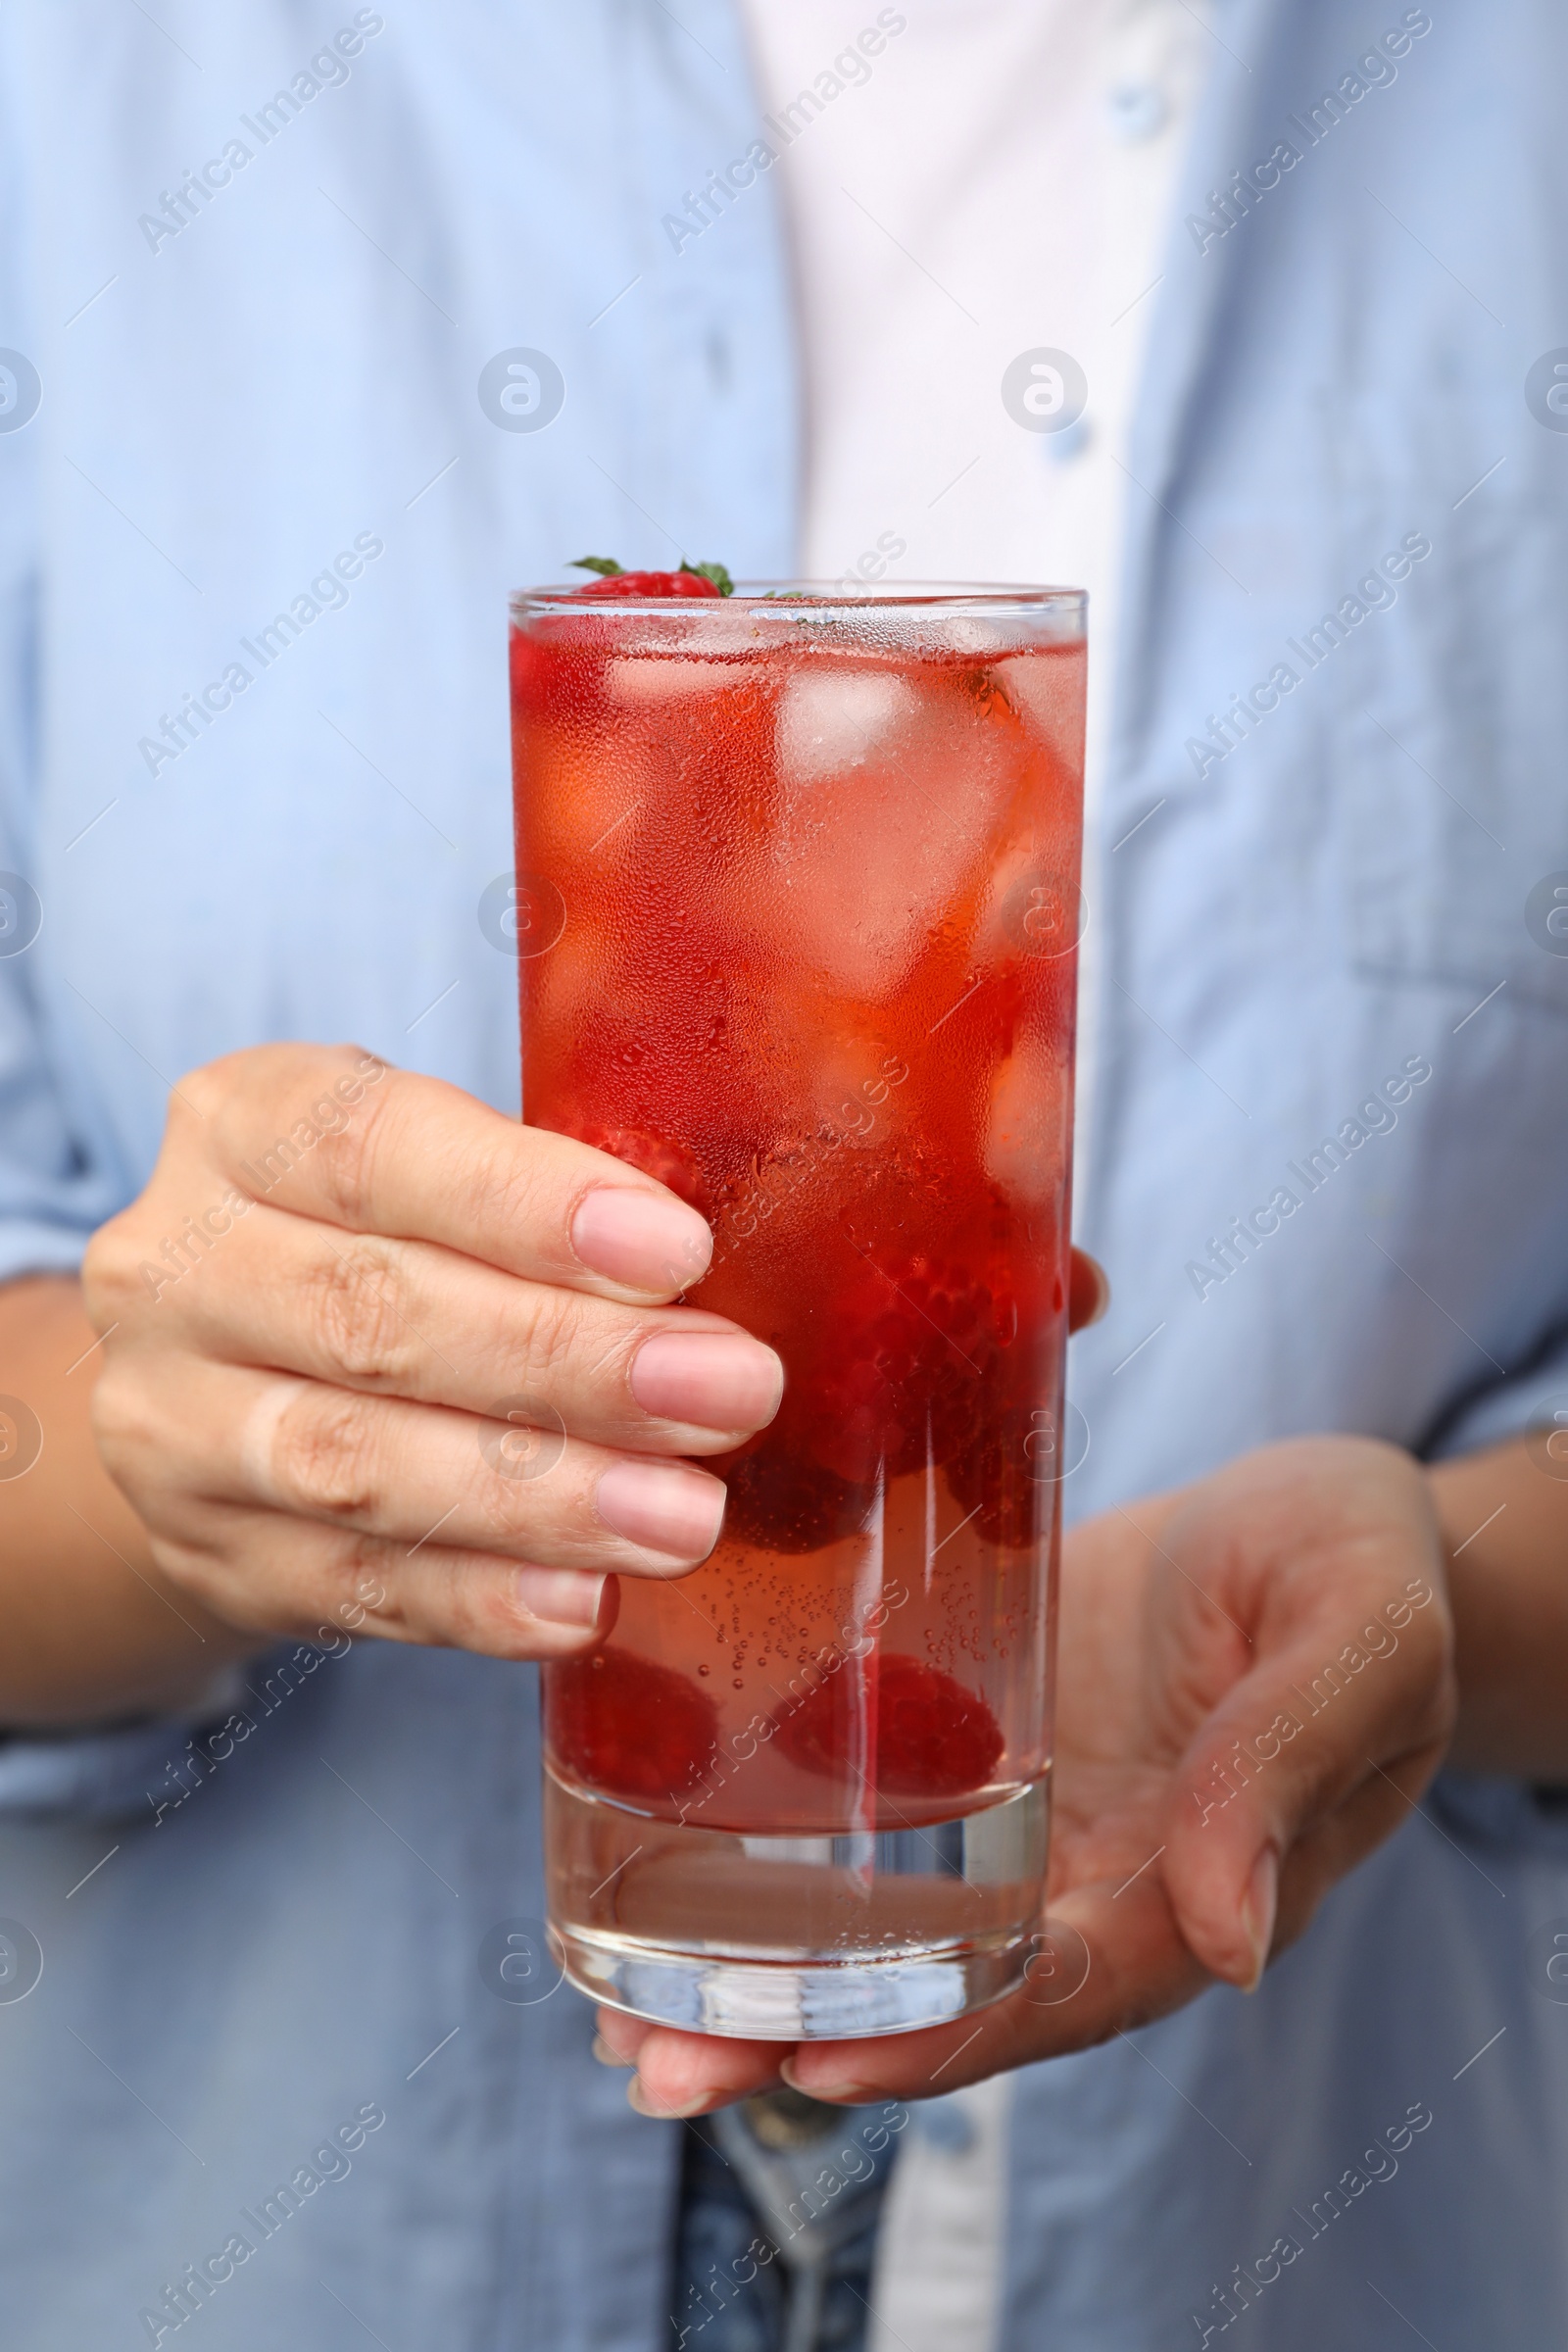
[2,3,1566,2346]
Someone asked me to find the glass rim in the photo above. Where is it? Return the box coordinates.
[511,578,1087,619]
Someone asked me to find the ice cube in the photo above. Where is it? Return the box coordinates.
[983,1039,1071,1209]
[971,841,1086,973]
[514,714,637,870]
[604,657,755,702]
[769,667,1022,999]
[776,671,919,781]
[990,647,1087,786]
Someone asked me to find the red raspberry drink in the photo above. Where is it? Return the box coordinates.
[512,579,1086,2035]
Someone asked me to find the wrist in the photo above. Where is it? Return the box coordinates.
[1425,1438,1568,1780]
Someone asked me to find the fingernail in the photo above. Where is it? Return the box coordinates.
[514,1567,609,1630]
[627,2079,710,2120]
[629,1332,784,1434]
[780,2058,875,2101]
[1240,1845,1279,1992]
[596,1460,726,1561]
[1085,1262,1111,1327]
[572,1187,712,1295]
[592,2034,632,2069]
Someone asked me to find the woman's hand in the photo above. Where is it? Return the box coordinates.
[596,1435,1457,2115]
[81,1044,786,1666]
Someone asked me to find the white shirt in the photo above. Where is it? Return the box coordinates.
[736,0,1213,808]
[733,7,1212,2343]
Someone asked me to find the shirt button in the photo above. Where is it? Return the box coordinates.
[1106,79,1170,141]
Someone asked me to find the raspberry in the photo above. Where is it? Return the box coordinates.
[569,569,722,600]
[948,1324,1067,1549]
[564,559,731,601]
[947,1399,1050,1550]
[718,1428,872,1554]
[773,1652,1004,1802]
[801,1254,1013,1485]
[546,1647,719,1806]
[945,1401,1044,1552]
[562,1121,710,1216]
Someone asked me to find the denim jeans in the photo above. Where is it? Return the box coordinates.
[669,2089,906,2352]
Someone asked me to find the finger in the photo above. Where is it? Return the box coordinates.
[1268,1739,1447,1955]
[172,1201,783,1453]
[629,1876,1210,2116]
[96,1353,730,1579]
[593,2009,654,2067]
[1159,1621,1453,1989]
[151,1505,623,1660]
[607,2020,790,2119]
[194,1048,715,1303]
[1067,1248,1109,1332]
[788,1880,1205,2104]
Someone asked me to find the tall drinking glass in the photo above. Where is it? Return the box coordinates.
[510,584,1086,2037]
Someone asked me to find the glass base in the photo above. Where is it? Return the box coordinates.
[544,1768,1049,2039]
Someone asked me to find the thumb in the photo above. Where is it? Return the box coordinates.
[1067,1249,1109,1333]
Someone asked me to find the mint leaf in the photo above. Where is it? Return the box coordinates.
[570,556,623,578]
[681,560,735,597]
